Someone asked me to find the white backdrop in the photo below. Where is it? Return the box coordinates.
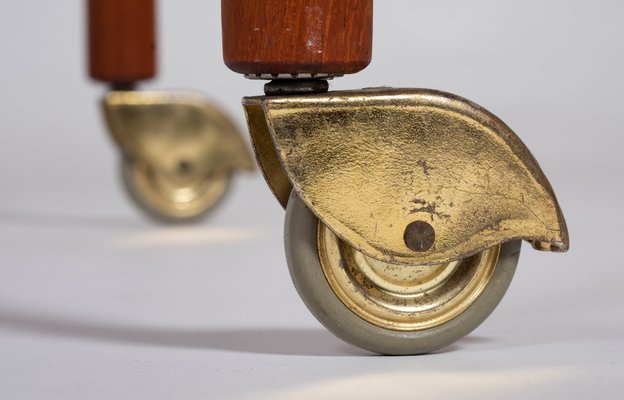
[0,1,621,399]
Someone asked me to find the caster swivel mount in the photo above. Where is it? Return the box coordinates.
[105,91,254,222]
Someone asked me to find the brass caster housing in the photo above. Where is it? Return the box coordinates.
[244,86,569,355]
[104,91,254,222]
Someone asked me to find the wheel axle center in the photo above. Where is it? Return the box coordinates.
[404,221,435,252]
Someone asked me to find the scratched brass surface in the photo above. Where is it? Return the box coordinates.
[243,88,568,265]
[318,222,500,331]
[104,91,254,218]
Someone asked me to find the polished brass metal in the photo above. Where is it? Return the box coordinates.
[243,88,569,265]
[318,221,501,331]
[104,91,254,218]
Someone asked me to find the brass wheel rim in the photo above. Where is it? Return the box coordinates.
[129,160,229,219]
[317,222,501,331]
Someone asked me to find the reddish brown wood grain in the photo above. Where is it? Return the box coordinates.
[221,0,373,76]
[88,0,156,83]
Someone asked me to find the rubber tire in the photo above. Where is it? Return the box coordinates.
[121,157,231,224]
[285,192,520,355]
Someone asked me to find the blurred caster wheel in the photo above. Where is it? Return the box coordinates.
[121,157,231,223]
[285,192,520,355]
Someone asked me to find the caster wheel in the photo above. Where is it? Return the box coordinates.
[121,157,231,223]
[285,192,520,355]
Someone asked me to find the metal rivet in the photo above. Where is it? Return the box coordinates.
[404,221,435,252]
[177,160,193,176]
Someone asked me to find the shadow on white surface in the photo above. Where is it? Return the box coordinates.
[0,211,138,230]
[2,304,595,357]
[0,306,369,357]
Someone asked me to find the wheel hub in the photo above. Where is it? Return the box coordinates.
[317,222,501,331]
[126,159,230,219]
